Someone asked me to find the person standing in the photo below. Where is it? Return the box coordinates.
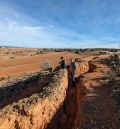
[59,57,66,69]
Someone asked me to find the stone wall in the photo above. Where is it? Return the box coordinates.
[0,69,68,129]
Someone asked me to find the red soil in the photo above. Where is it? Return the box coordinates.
[0,52,80,77]
[75,55,118,129]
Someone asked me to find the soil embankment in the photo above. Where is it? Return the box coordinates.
[0,69,68,129]
[0,71,51,108]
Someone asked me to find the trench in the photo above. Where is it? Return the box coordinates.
[46,84,77,129]
[46,65,89,129]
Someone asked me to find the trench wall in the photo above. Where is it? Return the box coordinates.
[0,71,51,108]
[0,69,68,129]
[74,60,89,77]
[73,59,89,128]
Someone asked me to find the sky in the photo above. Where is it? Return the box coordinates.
[0,0,120,48]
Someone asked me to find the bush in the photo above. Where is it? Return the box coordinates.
[10,56,14,59]
[75,51,79,54]
[41,60,52,70]
[0,77,6,81]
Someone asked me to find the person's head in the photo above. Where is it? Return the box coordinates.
[60,57,63,60]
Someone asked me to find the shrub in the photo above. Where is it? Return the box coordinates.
[10,56,14,59]
[0,77,6,81]
[41,60,52,70]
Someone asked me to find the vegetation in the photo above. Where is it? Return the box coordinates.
[0,77,6,81]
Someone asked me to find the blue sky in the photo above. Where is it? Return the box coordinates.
[0,0,120,48]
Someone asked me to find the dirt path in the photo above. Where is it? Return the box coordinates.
[78,56,118,129]
[81,85,117,129]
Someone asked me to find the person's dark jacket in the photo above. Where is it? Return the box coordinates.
[60,60,65,69]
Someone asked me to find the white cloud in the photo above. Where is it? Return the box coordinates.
[0,21,119,48]
[0,21,72,48]
[0,21,42,36]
